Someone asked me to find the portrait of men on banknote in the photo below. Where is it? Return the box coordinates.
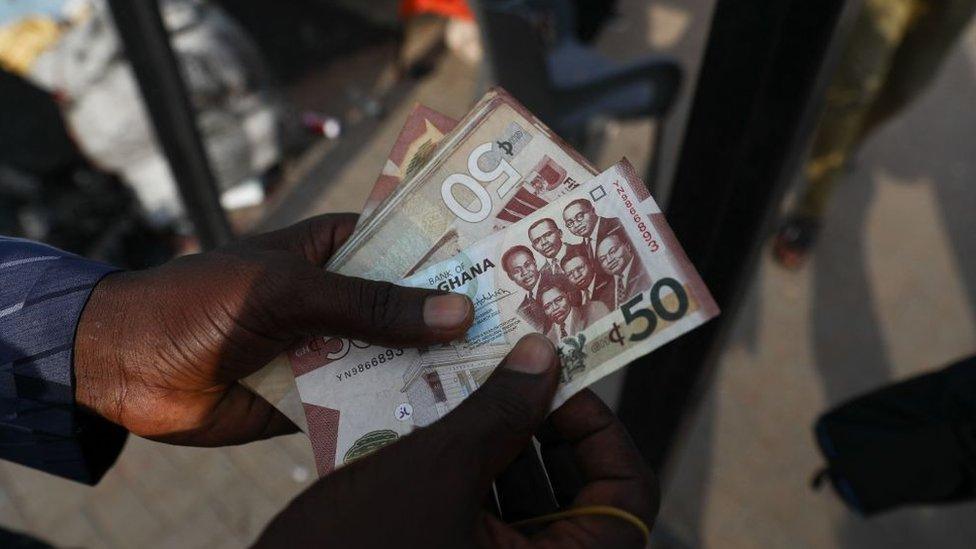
[528,218,568,277]
[560,249,614,312]
[597,231,651,309]
[501,245,549,332]
[539,275,607,341]
[562,198,623,263]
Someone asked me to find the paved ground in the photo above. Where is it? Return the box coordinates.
[2,1,975,547]
[654,8,976,549]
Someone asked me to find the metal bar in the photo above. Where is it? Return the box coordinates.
[617,0,861,472]
[106,0,232,249]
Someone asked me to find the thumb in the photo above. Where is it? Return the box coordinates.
[431,334,561,487]
[274,269,474,348]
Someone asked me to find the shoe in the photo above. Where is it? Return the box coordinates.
[773,215,820,270]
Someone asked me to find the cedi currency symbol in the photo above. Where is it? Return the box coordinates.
[610,277,689,345]
[441,142,523,223]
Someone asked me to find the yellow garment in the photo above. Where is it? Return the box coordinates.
[795,0,976,219]
[0,16,62,76]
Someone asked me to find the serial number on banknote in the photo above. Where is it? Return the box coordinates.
[335,348,406,382]
[612,180,660,252]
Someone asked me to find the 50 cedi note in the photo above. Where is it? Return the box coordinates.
[292,160,718,475]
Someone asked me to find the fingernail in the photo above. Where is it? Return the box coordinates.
[504,334,556,374]
[423,293,472,330]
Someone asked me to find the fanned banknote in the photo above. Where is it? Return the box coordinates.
[292,159,718,475]
[241,89,599,428]
[241,89,717,475]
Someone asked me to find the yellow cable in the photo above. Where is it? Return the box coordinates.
[509,505,650,545]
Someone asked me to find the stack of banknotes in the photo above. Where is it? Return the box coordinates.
[241,89,719,475]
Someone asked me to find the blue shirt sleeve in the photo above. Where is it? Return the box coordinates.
[0,236,128,484]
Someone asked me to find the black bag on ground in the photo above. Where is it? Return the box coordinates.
[813,354,976,515]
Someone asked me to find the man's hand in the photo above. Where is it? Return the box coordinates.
[73,214,473,446]
[256,334,659,548]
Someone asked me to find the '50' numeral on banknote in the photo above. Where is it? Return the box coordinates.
[441,142,521,223]
[616,278,690,343]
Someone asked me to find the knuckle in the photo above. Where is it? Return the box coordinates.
[360,281,405,332]
[268,255,310,296]
[305,214,356,261]
[478,384,536,437]
[253,256,316,316]
[301,219,323,261]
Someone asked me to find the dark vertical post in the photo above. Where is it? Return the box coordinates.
[617,0,860,471]
[106,0,232,249]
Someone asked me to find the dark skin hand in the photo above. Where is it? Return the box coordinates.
[256,334,659,548]
[72,215,656,546]
[73,213,474,445]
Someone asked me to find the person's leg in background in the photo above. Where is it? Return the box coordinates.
[856,0,976,140]
[773,0,976,269]
[773,0,918,269]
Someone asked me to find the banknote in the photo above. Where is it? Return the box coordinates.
[357,104,458,226]
[241,89,598,428]
[292,159,719,475]
[327,88,598,278]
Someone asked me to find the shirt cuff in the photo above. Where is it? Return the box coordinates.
[1,252,127,484]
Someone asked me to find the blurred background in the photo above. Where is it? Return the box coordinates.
[0,0,974,547]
